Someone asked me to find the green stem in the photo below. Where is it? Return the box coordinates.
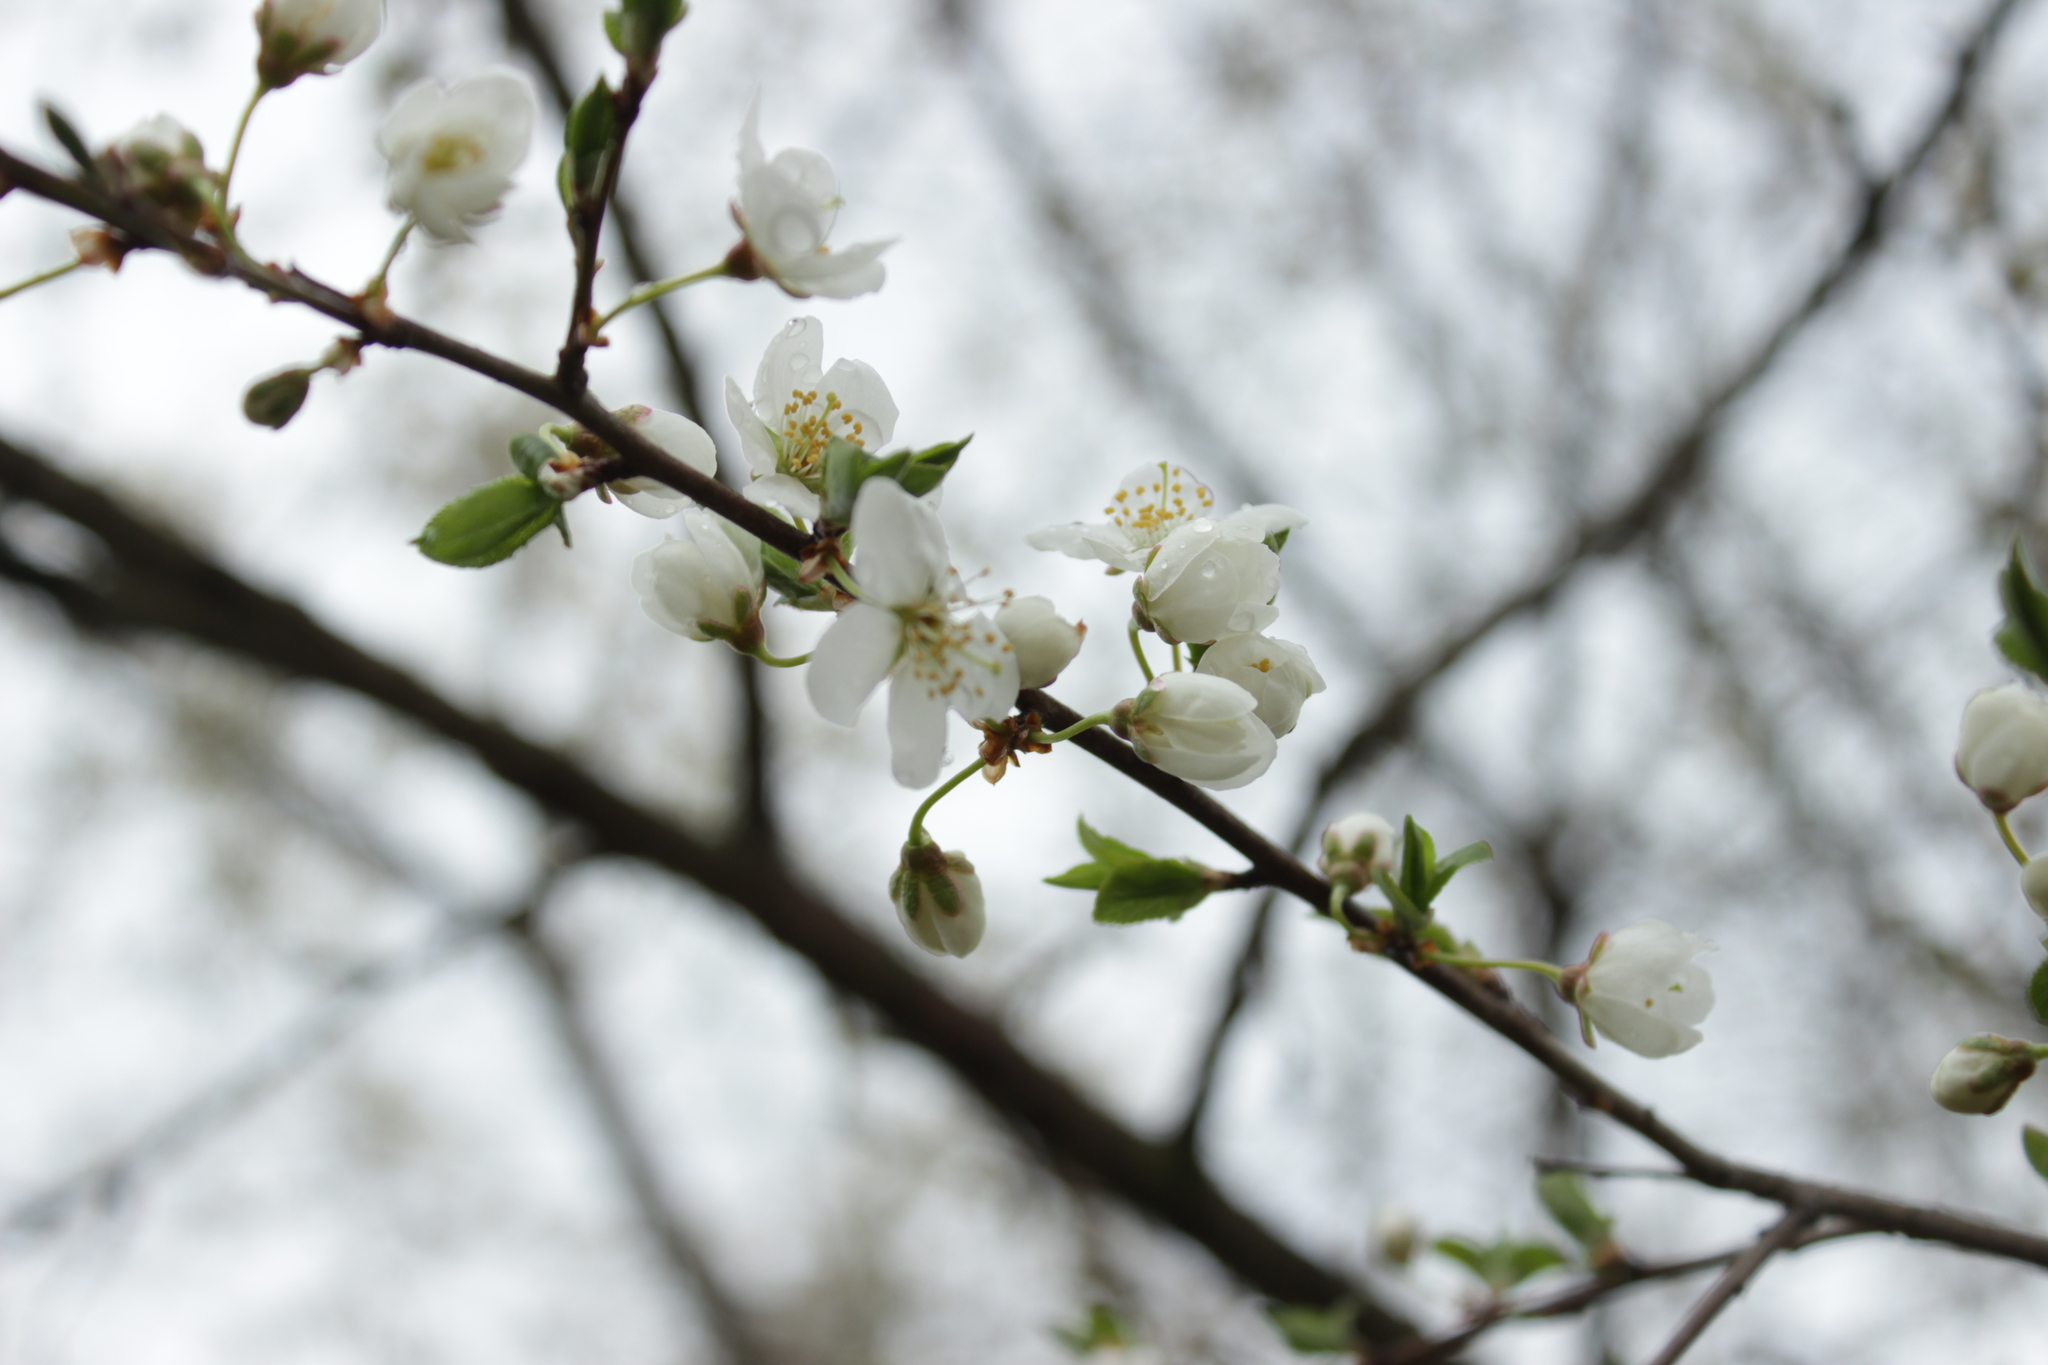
[594,260,731,333]
[907,756,987,846]
[1171,642,1184,671]
[362,216,417,299]
[1997,811,2031,867]
[214,83,267,251]
[1429,953,1565,983]
[1041,711,1115,744]
[747,644,811,668]
[1127,623,1155,684]
[0,257,84,303]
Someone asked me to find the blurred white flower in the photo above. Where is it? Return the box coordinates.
[378,70,536,242]
[1929,1035,2038,1115]
[724,316,896,519]
[890,843,987,958]
[1196,631,1324,735]
[1118,672,1276,790]
[256,0,381,86]
[101,116,214,233]
[1320,812,1399,889]
[994,595,1085,689]
[806,480,1018,787]
[632,509,764,646]
[1372,1206,1421,1266]
[733,99,891,299]
[1027,462,1306,575]
[1135,521,1283,646]
[1563,920,1715,1058]
[1955,683,2048,813]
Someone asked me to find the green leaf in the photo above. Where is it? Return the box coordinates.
[820,435,874,526]
[1535,1171,1613,1251]
[508,432,555,479]
[1434,1236,1567,1293]
[1044,863,1111,891]
[1371,866,1426,926]
[562,77,617,205]
[41,103,95,176]
[1431,1237,1489,1278]
[1398,815,1436,914]
[896,436,970,495]
[2025,1125,2048,1182]
[1093,859,1214,924]
[1505,1242,1569,1284]
[1264,527,1292,556]
[415,477,564,568]
[241,367,314,429]
[1997,541,2048,685]
[2030,959,2048,1027]
[1424,840,1494,903]
[1266,1302,1353,1354]
[1077,817,1151,868]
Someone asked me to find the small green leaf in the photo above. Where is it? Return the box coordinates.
[2030,959,2048,1027]
[1264,527,1292,556]
[896,436,970,495]
[1266,1301,1353,1354]
[1535,1171,1613,1251]
[241,367,314,429]
[1399,815,1437,913]
[1434,1235,1567,1293]
[1093,859,1213,924]
[1371,866,1426,926]
[415,477,564,568]
[562,77,617,204]
[1424,840,1494,903]
[1045,863,1111,891]
[1077,817,1151,868]
[2025,1125,2048,1182]
[41,103,95,176]
[1997,541,2048,685]
[1431,1237,1488,1278]
[1505,1242,1569,1284]
[508,432,555,479]
[820,435,874,526]
[1185,641,1210,668]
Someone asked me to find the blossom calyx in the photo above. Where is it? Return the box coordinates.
[378,70,537,242]
[256,0,382,89]
[1559,920,1715,1058]
[890,842,986,958]
[1196,632,1324,736]
[1956,684,2048,813]
[632,509,765,648]
[995,596,1085,689]
[1119,673,1277,790]
[1320,813,1398,892]
[1930,1035,2040,1115]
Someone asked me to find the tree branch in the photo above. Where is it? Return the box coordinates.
[1643,1205,1817,1365]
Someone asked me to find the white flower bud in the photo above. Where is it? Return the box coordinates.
[1955,684,2048,813]
[256,0,382,88]
[605,405,719,518]
[1196,632,1325,736]
[377,70,536,243]
[890,844,986,958]
[995,595,1085,689]
[1372,1207,1420,1266]
[1320,812,1398,889]
[100,116,215,234]
[632,509,765,646]
[1132,521,1281,646]
[1561,920,1715,1058]
[1929,1035,2039,1115]
[1118,672,1277,790]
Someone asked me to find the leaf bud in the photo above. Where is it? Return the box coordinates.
[242,366,315,429]
[1930,1034,2040,1115]
[1956,684,2048,813]
[889,842,986,958]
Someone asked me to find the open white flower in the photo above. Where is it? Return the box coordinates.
[632,509,764,646]
[256,0,382,87]
[890,843,987,958]
[733,100,891,300]
[995,595,1085,689]
[1955,683,2048,813]
[1135,521,1284,646]
[1562,920,1715,1058]
[1197,632,1325,736]
[1028,462,1304,573]
[1117,672,1276,790]
[806,480,1018,787]
[725,316,897,519]
[378,70,536,242]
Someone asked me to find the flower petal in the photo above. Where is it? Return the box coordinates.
[806,602,900,726]
[726,376,780,477]
[745,472,820,520]
[887,668,952,787]
[850,478,947,608]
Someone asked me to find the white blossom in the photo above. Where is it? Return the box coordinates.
[1929,1035,2038,1115]
[378,70,536,242]
[1118,672,1276,790]
[1197,631,1325,735]
[1320,812,1399,888]
[1955,683,2048,813]
[256,0,381,85]
[632,509,764,645]
[806,480,1019,787]
[724,316,896,519]
[1028,462,1304,573]
[1565,920,1715,1058]
[734,99,891,299]
[995,595,1085,689]
[1135,521,1283,646]
[890,844,987,958]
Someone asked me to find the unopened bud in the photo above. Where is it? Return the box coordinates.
[994,595,1085,689]
[1320,813,1397,890]
[1372,1207,1419,1266]
[1956,684,2048,813]
[889,842,986,959]
[242,367,315,429]
[1931,1035,2040,1115]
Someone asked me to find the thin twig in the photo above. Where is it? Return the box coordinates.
[1642,1206,1817,1365]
